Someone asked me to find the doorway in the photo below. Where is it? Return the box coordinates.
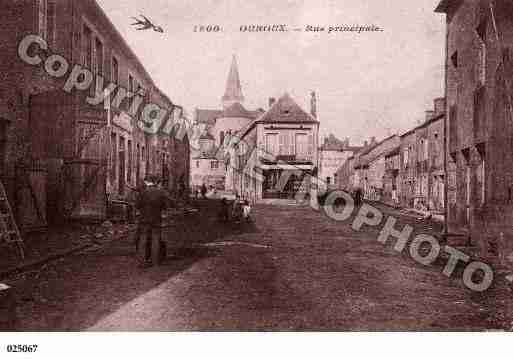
[119,137,125,196]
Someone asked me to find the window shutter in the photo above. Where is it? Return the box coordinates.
[279,134,285,155]
[38,0,47,40]
[308,134,314,156]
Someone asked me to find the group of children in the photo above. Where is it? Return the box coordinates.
[219,196,252,223]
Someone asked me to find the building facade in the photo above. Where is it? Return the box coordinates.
[191,55,263,190]
[0,0,188,225]
[318,134,360,189]
[358,135,401,201]
[230,93,320,202]
[436,0,513,258]
[383,147,401,205]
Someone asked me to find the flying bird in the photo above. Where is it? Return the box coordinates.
[131,14,164,33]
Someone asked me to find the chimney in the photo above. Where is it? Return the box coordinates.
[269,97,276,108]
[364,140,368,148]
[370,136,377,145]
[434,97,446,116]
[310,91,317,118]
[425,110,435,122]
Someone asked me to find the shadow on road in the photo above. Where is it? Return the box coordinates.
[13,199,261,331]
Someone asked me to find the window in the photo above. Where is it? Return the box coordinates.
[423,139,429,161]
[119,137,126,195]
[110,132,117,182]
[111,57,119,84]
[326,177,331,185]
[449,105,458,145]
[0,121,8,175]
[211,161,219,169]
[220,131,225,147]
[92,37,103,95]
[473,86,485,135]
[94,38,103,75]
[37,0,48,40]
[196,161,200,168]
[451,51,458,68]
[479,156,486,205]
[403,148,409,166]
[136,143,141,184]
[279,133,292,155]
[141,146,146,176]
[82,24,92,68]
[476,145,486,206]
[128,74,135,112]
[127,140,132,184]
[476,19,487,85]
[128,74,134,94]
[465,163,471,223]
[295,133,308,159]
[265,134,278,156]
[47,1,56,46]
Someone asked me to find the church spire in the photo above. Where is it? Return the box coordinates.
[222,55,245,108]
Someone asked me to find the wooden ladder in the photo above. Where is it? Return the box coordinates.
[0,180,24,260]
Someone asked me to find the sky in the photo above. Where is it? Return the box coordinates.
[97,0,446,146]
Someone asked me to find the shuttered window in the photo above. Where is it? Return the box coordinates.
[37,0,47,40]
[47,1,56,46]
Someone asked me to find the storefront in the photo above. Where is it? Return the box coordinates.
[261,163,314,199]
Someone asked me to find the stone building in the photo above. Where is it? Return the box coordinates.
[230,93,319,202]
[335,155,356,191]
[357,135,400,201]
[335,138,376,192]
[383,147,401,206]
[318,134,361,189]
[397,99,445,210]
[435,0,513,258]
[0,0,188,225]
[190,132,225,189]
[413,100,446,212]
[399,128,418,208]
[191,55,263,190]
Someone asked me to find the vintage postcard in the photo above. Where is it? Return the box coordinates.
[0,0,512,355]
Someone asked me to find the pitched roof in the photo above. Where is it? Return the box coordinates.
[384,146,401,158]
[434,0,463,13]
[222,102,262,119]
[258,93,319,124]
[359,135,398,157]
[196,109,222,125]
[320,134,345,151]
[222,55,244,104]
[346,146,364,153]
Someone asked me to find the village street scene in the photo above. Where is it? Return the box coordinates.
[1,0,513,332]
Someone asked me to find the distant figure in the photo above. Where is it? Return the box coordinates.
[201,183,207,199]
[178,178,186,201]
[136,175,173,267]
[354,188,363,208]
[219,198,230,222]
[242,200,252,223]
[232,195,243,222]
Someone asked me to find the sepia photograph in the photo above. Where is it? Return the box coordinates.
[0,0,512,355]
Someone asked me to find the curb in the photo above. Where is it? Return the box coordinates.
[0,242,94,281]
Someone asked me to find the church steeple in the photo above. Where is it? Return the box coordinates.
[222,55,245,109]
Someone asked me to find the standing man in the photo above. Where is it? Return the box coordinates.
[136,175,173,267]
[201,183,207,199]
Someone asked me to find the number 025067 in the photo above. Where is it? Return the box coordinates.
[6,345,38,353]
